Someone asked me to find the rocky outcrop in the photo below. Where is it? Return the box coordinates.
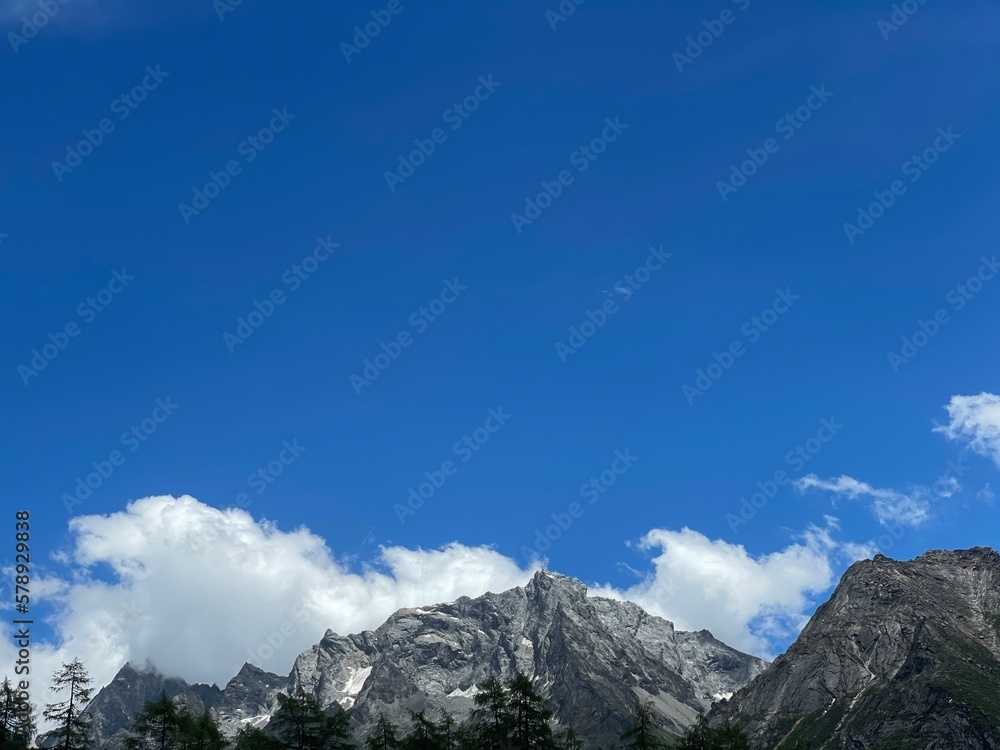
[288,570,766,745]
[709,547,1000,749]
[81,570,766,748]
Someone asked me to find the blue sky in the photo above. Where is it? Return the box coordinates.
[3,0,1000,699]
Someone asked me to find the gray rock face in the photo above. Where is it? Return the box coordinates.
[709,547,1000,750]
[84,661,221,745]
[289,570,766,745]
[213,663,290,733]
[81,570,766,747]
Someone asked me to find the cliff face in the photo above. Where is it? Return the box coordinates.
[710,547,1000,749]
[81,570,766,748]
[287,570,766,745]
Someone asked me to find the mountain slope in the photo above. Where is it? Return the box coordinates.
[288,569,766,745]
[709,547,1000,749]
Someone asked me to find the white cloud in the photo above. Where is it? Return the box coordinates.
[589,519,844,658]
[794,474,932,528]
[0,495,859,725]
[0,495,537,722]
[932,474,961,498]
[978,484,995,504]
[840,540,879,561]
[935,392,1000,468]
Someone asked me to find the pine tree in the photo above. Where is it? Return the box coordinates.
[469,677,513,750]
[271,688,352,750]
[363,714,399,750]
[712,722,749,750]
[451,724,478,750]
[618,701,664,750]
[505,673,555,750]
[43,658,93,750]
[675,717,708,750]
[675,718,751,750]
[176,710,228,750]
[233,725,285,750]
[399,711,441,750]
[556,728,582,750]
[126,692,185,750]
[436,710,456,750]
[0,677,36,750]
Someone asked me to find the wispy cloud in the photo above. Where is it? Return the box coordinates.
[794,474,933,528]
[935,392,1000,468]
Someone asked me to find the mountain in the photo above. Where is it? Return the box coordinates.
[83,662,224,744]
[709,547,1000,749]
[81,569,766,747]
[285,569,766,745]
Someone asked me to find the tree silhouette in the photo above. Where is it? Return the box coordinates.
[435,710,456,750]
[0,677,35,750]
[556,728,582,750]
[233,725,284,750]
[399,710,443,750]
[270,689,352,750]
[619,701,664,750]
[126,691,185,750]
[505,674,555,750]
[675,717,750,750]
[175,710,229,750]
[470,677,513,750]
[363,714,399,750]
[43,658,93,750]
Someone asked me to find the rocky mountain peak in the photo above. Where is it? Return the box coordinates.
[710,546,1000,749]
[81,571,765,749]
[525,568,589,601]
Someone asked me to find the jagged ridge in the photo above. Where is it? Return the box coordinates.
[83,570,766,748]
[709,547,1000,749]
